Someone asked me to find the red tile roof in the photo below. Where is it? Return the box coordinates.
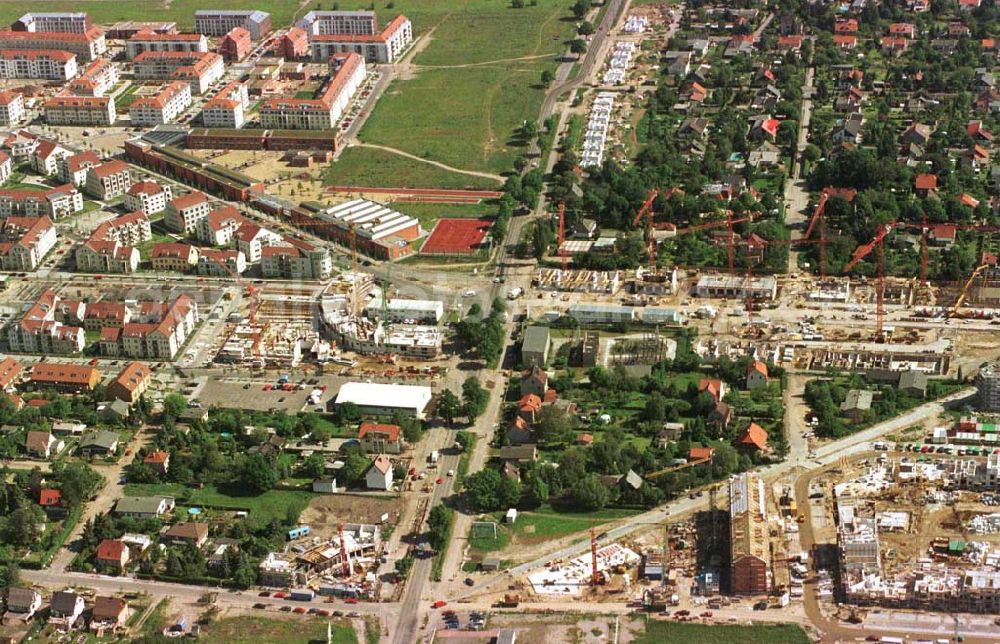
[38,488,61,506]
[915,174,938,190]
[96,539,127,562]
[358,422,401,442]
[738,423,769,450]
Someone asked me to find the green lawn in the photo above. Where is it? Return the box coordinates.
[468,518,511,554]
[199,617,357,644]
[327,147,502,191]
[392,201,497,231]
[636,621,810,644]
[123,483,312,522]
[508,506,637,542]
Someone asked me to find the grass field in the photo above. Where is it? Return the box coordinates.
[392,201,497,230]
[636,621,811,644]
[508,505,637,542]
[124,483,312,522]
[200,617,357,644]
[327,147,502,191]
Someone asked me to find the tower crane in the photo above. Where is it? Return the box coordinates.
[632,188,660,274]
[843,222,896,341]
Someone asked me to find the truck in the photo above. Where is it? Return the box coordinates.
[289,589,315,602]
[507,287,523,300]
[428,450,439,465]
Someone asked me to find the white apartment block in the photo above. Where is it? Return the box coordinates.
[261,239,332,279]
[200,81,248,128]
[44,95,116,126]
[75,238,139,274]
[195,10,271,39]
[235,222,281,263]
[58,150,101,187]
[0,49,77,80]
[0,29,106,62]
[30,140,70,176]
[0,185,82,218]
[164,191,211,234]
[196,205,243,246]
[129,81,191,126]
[13,13,92,34]
[69,58,118,96]
[0,216,57,271]
[84,160,131,200]
[0,91,24,126]
[0,152,11,185]
[100,295,198,360]
[310,16,412,64]
[8,289,84,354]
[260,52,364,129]
[133,51,224,95]
[124,181,172,216]
[103,211,152,246]
[126,30,208,59]
[297,11,378,36]
[197,248,246,276]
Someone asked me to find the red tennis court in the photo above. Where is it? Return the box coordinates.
[422,218,493,255]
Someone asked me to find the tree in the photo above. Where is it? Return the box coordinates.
[59,463,103,509]
[571,0,591,19]
[438,389,461,427]
[569,39,587,55]
[455,431,475,452]
[462,377,489,422]
[240,453,277,494]
[570,474,609,511]
[498,476,522,509]
[163,394,187,420]
[301,454,326,479]
[343,450,371,485]
[578,21,594,35]
[535,406,573,444]
[521,475,548,508]
[463,469,502,512]
[540,69,554,86]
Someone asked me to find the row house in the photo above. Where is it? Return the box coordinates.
[68,58,118,96]
[0,49,77,80]
[84,160,131,200]
[0,183,82,218]
[197,248,246,276]
[75,237,138,274]
[0,216,56,271]
[150,242,199,272]
[44,95,116,126]
[124,181,172,215]
[107,361,152,404]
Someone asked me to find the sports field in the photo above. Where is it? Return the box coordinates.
[422,217,493,255]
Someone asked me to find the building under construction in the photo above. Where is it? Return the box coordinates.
[533,268,624,294]
[729,472,771,595]
[811,349,949,377]
[258,524,383,596]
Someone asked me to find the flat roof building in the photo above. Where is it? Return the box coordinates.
[195,10,271,40]
[12,13,92,34]
[333,382,432,419]
[364,298,443,324]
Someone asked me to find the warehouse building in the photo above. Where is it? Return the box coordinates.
[568,303,636,324]
[729,472,771,595]
[331,382,432,419]
[195,10,271,40]
[306,198,420,260]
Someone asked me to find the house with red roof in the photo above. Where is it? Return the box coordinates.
[358,422,403,454]
[689,446,714,462]
[968,120,993,143]
[737,423,769,452]
[84,160,132,200]
[143,450,170,474]
[929,224,957,246]
[96,539,130,571]
[832,35,857,50]
[746,361,769,391]
[698,379,726,402]
[507,416,533,445]
[517,393,542,423]
[365,454,393,490]
[915,173,938,196]
[38,488,61,510]
[834,19,859,34]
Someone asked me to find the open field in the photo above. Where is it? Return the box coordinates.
[636,621,811,644]
[199,616,357,644]
[392,201,498,230]
[124,482,312,522]
[327,147,502,191]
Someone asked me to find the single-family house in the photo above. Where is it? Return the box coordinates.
[737,422,769,453]
[24,429,63,459]
[96,539,130,571]
[163,522,209,547]
[49,591,85,628]
[89,596,128,632]
[840,389,873,423]
[78,430,119,457]
[358,422,403,454]
[365,454,393,490]
[746,361,769,390]
[520,366,548,398]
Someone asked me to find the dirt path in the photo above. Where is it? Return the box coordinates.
[353,143,505,182]
[415,53,556,70]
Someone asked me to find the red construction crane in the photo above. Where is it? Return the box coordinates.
[803,192,829,279]
[843,223,897,340]
[558,201,568,271]
[632,188,660,273]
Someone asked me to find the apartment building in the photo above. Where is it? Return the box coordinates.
[124,181,172,215]
[0,49,77,80]
[90,211,151,247]
[218,27,251,62]
[75,236,139,274]
[68,58,118,96]
[58,150,101,187]
[197,248,246,276]
[195,10,271,40]
[164,190,211,234]
[132,50,224,94]
[0,152,11,184]
[234,222,281,263]
[84,160,132,200]
[977,362,1000,411]
[260,52,364,129]
[0,28,106,62]
[150,242,199,272]
[129,81,191,126]
[297,11,378,36]
[196,204,243,245]
[126,29,208,59]
[8,290,84,354]
[200,81,248,128]
[310,16,412,64]
[98,295,199,360]
[261,236,332,279]
[0,216,56,271]
[278,27,309,59]
[12,13,92,33]
[44,95,116,126]
[0,184,82,218]
[0,91,24,126]
[30,140,69,176]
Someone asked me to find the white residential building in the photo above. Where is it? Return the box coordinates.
[0,91,25,126]
[195,10,271,39]
[129,81,192,126]
[0,49,77,80]
[0,184,82,218]
[234,222,281,263]
[200,81,249,128]
[58,150,102,187]
[0,216,57,271]
[30,140,70,176]
[124,181,172,215]
[69,58,118,96]
[163,191,211,234]
[132,51,224,95]
[309,15,412,64]
[196,205,243,246]
[44,95,116,126]
[84,160,131,200]
[126,29,208,59]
